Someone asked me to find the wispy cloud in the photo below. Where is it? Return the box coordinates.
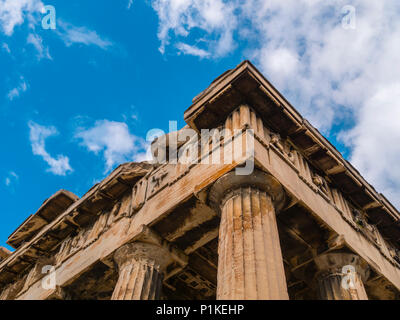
[151,0,237,56]
[7,76,28,101]
[122,105,140,122]
[75,120,149,172]
[127,0,134,10]
[4,171,18,187]
[27,32,51,60]
[56,20,113,49]
[1,42,11,54]
[28,121,73,176]
[0,0,43,36]
[0,2,112,54]
[176,42,210,58]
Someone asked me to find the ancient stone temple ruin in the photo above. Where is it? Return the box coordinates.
[1,61,399,300]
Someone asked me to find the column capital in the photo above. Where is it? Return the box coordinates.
[209,169,286,213]
[112,241,172,300]
[314,252,370,283]
[114,242,172,274]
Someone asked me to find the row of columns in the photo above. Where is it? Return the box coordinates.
[110,170,370,300]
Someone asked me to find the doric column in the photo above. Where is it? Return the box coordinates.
[111,242,172,300]
[314,252,370,300]
[209,169,289,300]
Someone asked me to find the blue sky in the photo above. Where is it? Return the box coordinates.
[1,0,400,250]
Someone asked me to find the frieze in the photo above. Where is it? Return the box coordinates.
[54,194,131,267]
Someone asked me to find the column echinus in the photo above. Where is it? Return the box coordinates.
[314,252,370,300]
[111,242,172,300]
[209,169,289,300]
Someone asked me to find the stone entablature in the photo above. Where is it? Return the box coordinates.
[220,105,399,269]
[0,247,11,261]
[184,61,400,244]
[0,162,153,298]
[1,60,399,300]
[6,190,79,249]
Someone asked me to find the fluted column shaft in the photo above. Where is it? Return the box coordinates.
[217,187,288,299]
[111,242,171,300]
[315,252,369,300]
[210,170,289,300]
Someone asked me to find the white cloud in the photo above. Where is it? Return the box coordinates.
[150,0,400,207]
[27,32,51,60]
[340,83,400,205]
[7,76,28,101]
[56,20,113,49]
[176,42,210,58]
[243,0,400,207]
[151,0,237,56]
[127,0,134,10]
[122,105,140,122]
[0,2,112,52]
[1,42,11,54]
[75,120,149,172]
[0,0,43,35]
[5,171,18,187]
[258,48,299,88]
[28,121,73,176]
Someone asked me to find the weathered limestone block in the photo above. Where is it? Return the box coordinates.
[22,256,55,293]
[224,104,265,136]
[0,247,11,262]
[111,242,172,300]
[209,169,289,300]
[314,252,370,300]
[0,274,26,300]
